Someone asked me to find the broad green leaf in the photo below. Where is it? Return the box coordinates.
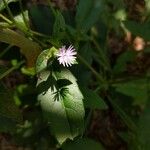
[0,28,41,67]
[81,87,107,109]
[28,4,55,36]
[36,47,57,73]
[0,0,18,11]
[113,78,149,105]
[62,138,104,150]
[37,69,85,144]
[76,0,103,32]
[124,21,150,41]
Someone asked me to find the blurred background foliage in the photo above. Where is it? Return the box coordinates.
[0,0,150,150]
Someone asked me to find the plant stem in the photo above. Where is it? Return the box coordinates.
[107,95,137,132]
[18,0,30,30]
[2,0,16,23]
[78,54,107,86]
[0,60,25,80]
[91,37,111,71]
[0,13,12,24]
[0,45,12,58]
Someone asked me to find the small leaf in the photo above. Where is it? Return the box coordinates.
[14,11,29,32]
[0,28,41,67]
[113,78,149,105]
[36,47,57,73]
[0,0,18,11]
[53,10,66,35]
[62,138,104,150]
[37,69,85,144]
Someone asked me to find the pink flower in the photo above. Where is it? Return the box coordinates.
[56,45,77,67]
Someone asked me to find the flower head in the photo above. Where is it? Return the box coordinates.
[56,45,77,67]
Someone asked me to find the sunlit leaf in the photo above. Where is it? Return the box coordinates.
[37,69,85,144]
[14,11,29,32]
[0,0,18,11]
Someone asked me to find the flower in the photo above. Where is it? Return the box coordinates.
[56,45,77,67]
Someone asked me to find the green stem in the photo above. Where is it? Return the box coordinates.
[30,30,50,38]
[0,13,12,24]
[2,0,29,34]
[91,37,111,71]
[78,54,106,85]
[84,109,93,136]
[19,0,29,30]
[2,0,16,23]
[0,45,12,58]
[0,60,25,80]
[46,0,57,16]
[107,95,137,132]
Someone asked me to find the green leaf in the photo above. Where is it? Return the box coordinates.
[137,102,150,150]
[0,86,22,121]
[113,78,149,105]
[145,0,150,14]
[81,87,107,110]
[113,50,136,74]
[124,21,150,41]
[0,83,22,132]
[108,96,137,132]
[37,69,85,144]
[21,67,36,76]
[0,28,41,67]
[0,0,18,11]
[62,138,104,150]
[76,0,103,32]
[0,116,17,133]
[36,47,57,73]
[14,11,29,32]
[28,4,55,36]
[53,11,66,35]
